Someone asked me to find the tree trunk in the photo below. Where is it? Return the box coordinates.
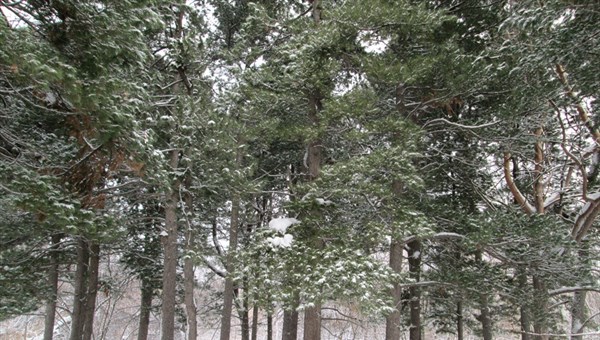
[532,276,549,340]
[407,240,421,340]
[70,237,89,340]
[220,135,243,340]
[138,280,153,340]
[281,307,298,340]
[385,238,403,340]
[241,278,250,340]
[457,300,464,340]
[44,234,61,340]
[267,311,273,340]
[518,269,531,340]
[303,303,321,340]
[571,290,586,340]
[251,304,258,340]
[183,233,197,340]
[161,149,180,340]
[479,293,493,340]
[82,242,100,340]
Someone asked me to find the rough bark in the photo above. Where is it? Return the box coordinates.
[44,234,61,340]
[475,251,493,340]
[407,240,421,340]
[518,269,531,340]
[281,307,299,340]
[82,242,100,340]
[385,238,403,340]
[161,149,180,340]
[532,276,549,340]
[183,171,197,340]
[456,301,464,340]
[251,304,258,340]
[69,237,89,340]
[241,278,250,340]
[267,311,273,340]
[220,135,243,340]
[138,280,153,340]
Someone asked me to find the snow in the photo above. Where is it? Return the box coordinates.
[159,230,168,237]
[315,198,333,206]
[267,234,294,248]
[268,217,300,234]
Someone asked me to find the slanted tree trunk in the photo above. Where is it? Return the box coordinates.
[44,234,61,340]
[82,242,100,340]
[407,240,421,340]
[161,149,180,340]
[138,279,153,340]
[385,238,403,340]
[70,237,89,340]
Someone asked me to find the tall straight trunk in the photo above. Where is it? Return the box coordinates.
[518,269,531,340]
[183,236,197,340]
[532,276,549,340]
[82,242,100,340]
[385,238,403,340]
[303,303,321,340]
[70,237,89,340]
[161,149,180,340]
[474,251,493,340]
[571,290,586,340]
[241,277,250,340]
[44,234,61,340]
[183,172,197,340]
[267,311,273,340]
[251,304,258,340]
[282,307,298,340]
[138,280,153,340]
[456,301,464,340]
[407,240,421,340]
[220,135,243,340]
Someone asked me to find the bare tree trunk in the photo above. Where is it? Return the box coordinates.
[282,304,298,340]
[44,234,61,340]
[267,311,273,340]
[407,240,421,340]
[456,301,464,340]
[303,303,321,340]
[251,304,258,340]
[138,280,153,340]
[161,149,180,340]
[241,277,250,340]
[532,276,549,340]
[518,269,531,340]
[220,135,243,340]
[82,243,100,340]
[385,238,403,340]
[70,237,89,340]
[183,232,197,340]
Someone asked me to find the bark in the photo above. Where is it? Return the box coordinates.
[456,301,463,340]
[475,251,493,340]
[267,311,273,340]
[183,231,197,340]
[161,149,180,340]
[281,308,298,340]
[303,303,321,340]
[241,279,250,340]
[138,280,153,340]
[220,135,243,340]
[385,238,403,340]
[518,269,531,340]
[251,304,258,340]
[69,237,89,340]
[44,234,61,340]
[82,242,100,340]
[571,243,589,340]
[532,276,549,340]
[407,240,421,340]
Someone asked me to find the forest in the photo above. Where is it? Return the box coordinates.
[1,0,599,339]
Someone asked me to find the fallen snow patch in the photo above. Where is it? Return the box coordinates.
[267,234,294,248]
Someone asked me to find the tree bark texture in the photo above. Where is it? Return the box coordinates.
[44,234,61,340]
[82,242,100,340]
[161,149,180,340]
[138,280,153,340]
[69,237,89,340]
[518,269,531,340]
[532,276,549,340]
[183,172,197,340]
[407,240,421,340]
[282,307,299,340]
[251,304,258,340]
[456,301,464,340]
[385,238,403,340]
